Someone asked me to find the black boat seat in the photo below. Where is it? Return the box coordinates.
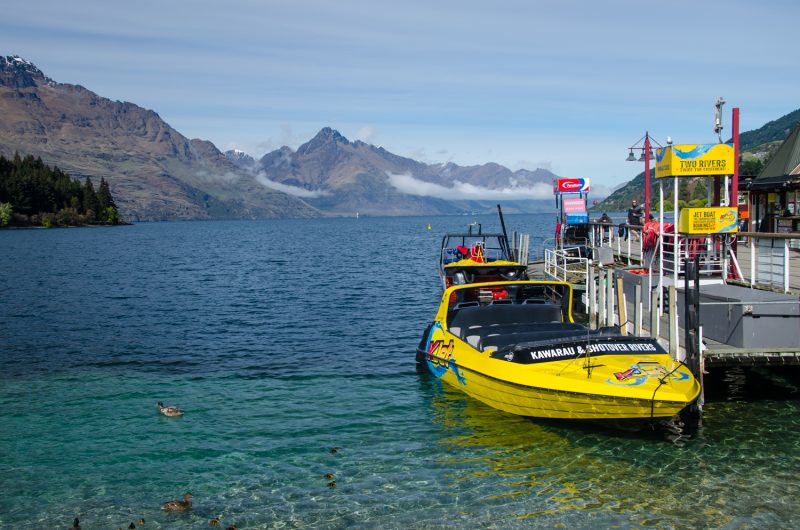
[448,303,563,332]
[478,328,590,351]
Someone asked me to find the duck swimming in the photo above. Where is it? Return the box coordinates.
[161,492,193,511]
[69,517,81,530]
[157,401,184,417]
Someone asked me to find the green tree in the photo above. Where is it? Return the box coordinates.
[82,177,99,222]
[739,158,764,177]
[0,202,12,226]
[97,178,116,210]
[101,206,119,225]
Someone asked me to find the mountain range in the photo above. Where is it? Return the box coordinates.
[0,55,559,221]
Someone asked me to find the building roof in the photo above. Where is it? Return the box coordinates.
[747,124,800,190]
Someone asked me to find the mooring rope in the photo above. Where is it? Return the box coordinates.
[649,361,690,419]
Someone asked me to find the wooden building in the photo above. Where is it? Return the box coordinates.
[742,124,800,233]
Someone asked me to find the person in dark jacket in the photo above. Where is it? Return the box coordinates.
[627,199,643,240]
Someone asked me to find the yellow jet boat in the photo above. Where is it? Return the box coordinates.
[417,280,700,420]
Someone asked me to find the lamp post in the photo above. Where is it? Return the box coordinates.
[626,132,662,220]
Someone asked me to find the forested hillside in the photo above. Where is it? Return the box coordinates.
[0,153,121,227]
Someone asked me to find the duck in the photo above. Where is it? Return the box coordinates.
[225,526,237,530]
[324,472,334,480]
[210,517,220,526]
[69,517,81,530]
[327,480,336,489]
[128,523,136,529]
[329,447,338,454]
[157,401,184,417]
[161,492,193,511]
[137,519,145,525]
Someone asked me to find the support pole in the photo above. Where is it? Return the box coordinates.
[606,269,614,327]
[731,107,740,269]
[644,132,651,220]
[684,257,701,380]
[598,270,606,328]
[617,275,627,335]
[683,256,703,422]
[588,263,596,330]
[634,284,642,336]
[669,285,678,359]
[650,287,659,339]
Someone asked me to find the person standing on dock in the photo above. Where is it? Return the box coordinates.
[627,199,643,241]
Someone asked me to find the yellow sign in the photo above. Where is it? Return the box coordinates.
[655,143,734,178]
[678,207,739,234]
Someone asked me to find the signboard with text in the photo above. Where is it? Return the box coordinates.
[678,207,739,234]
[655,143,734,178]
[554,178,590,193]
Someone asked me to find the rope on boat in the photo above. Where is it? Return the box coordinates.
[649,360,690,419]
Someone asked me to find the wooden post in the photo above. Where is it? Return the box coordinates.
[650,287,659,339]
[598,270,606,328]
[634,284,642,336]
[669,285,679,359]
[588,264,596,329]
[606,269,614,327]
[616,276,627,335]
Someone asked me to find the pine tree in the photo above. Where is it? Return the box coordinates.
[96,177,119,224]
[82,177,99,221]
[97,178,116,210]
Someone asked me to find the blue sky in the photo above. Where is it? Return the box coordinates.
[2,0,798,194]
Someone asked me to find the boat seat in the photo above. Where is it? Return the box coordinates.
[448,303,563,331]
[479,328,591,351]
[523,298,547,304]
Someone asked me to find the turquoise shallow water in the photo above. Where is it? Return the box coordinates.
[1,215,799,529]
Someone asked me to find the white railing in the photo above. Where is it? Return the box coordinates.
[588,221,644,264]
[544,247,590,284]
[658,233,727,278]
[736,232,800,293]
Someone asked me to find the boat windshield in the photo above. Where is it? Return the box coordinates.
[446,282,572,322]
[440,233,511,266]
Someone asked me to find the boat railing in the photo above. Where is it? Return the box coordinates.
[441,245,508,265]
[544,247,590,284]
[588,221,644,264]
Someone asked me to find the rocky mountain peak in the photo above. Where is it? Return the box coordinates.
[224,148,256,168]
[0,55,51,88]
[296,127,350,155]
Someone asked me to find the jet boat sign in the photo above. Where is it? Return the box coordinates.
[554,178,590,194]
[655,143,734,178]
[498,338,666,364]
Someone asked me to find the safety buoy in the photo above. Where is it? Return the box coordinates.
[471,244,485,263]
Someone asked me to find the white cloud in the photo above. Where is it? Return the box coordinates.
[355,125,378,143]
[254,171,329,198]
[387,172,553,200]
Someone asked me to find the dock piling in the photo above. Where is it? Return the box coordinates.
[616,276,627,335]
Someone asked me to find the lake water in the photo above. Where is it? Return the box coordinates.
[1,215,798,529]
